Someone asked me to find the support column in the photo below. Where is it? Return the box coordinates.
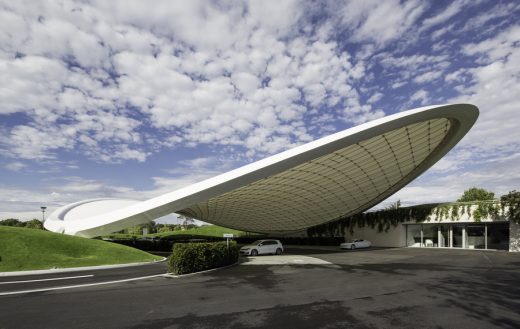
[485,225,488,250]
[462,226,466,249]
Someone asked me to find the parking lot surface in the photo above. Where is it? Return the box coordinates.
[1,247,519,328]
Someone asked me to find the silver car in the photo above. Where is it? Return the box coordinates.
[240,239,284,256]
[340,239,371,250]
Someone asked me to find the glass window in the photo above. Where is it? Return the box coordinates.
[466,226,485,249]
[423,225,438,247]
[487,223,509,251]
[407,225,422,247]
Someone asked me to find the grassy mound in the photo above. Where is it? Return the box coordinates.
[0,226,162,272]
[149,225,251,238]
[103,225,258,239]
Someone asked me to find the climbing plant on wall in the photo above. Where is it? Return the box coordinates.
[307,200,506,237]
[307,204,438,237]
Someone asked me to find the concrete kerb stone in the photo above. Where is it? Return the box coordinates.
[0,257,167,277]
[165,260,240,278]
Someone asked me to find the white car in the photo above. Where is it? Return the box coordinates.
[340,239,371,250]
[240,239,284,256]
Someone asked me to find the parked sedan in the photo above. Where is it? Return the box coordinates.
[239,240,284,256]
[340,239,371,250]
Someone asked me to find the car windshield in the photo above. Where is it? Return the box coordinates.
[251,240,264,245]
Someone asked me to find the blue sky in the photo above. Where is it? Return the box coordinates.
[1,0,519,223]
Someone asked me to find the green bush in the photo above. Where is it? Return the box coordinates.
[168,241,238,275]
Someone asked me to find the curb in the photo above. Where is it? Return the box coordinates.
[165,260,239,278]
[0,257,167,277]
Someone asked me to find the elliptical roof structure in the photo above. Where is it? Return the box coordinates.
[44,104,479,238]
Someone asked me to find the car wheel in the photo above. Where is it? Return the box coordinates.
[251,249,258,256]
[275,248,282,255]
[350,244,356,250]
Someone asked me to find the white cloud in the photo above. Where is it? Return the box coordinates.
[379,54,448,69]
[410,89,429,105]
[378,53,449,90]
[0,1,381,162]
[367,92,383,104]
[462,3,519,32]
[413,70,443,84]
[4,161,26,171]
[451,25,520,150]
[393,23,520,206]
[343,95,385,125]
[421,0,466,32]
[462,25,520,63]
[342,0,426,45]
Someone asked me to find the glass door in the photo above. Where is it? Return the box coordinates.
[452,225,464,248]
[423,225,438,247]
[406,225,423,247]
[466,225,485,249]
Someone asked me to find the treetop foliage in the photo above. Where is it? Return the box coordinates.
[0,218,44,229]
[457,187,495,202]
[500,190,520,223]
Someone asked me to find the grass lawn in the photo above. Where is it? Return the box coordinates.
[0,226,162,272]
[148,225,254,238]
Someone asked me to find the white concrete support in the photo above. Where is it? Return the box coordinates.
[44,104,479,238]
[485,225,488,250]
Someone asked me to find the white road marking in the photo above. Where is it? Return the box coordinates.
[0,274,94,285]
[0,274,167,296]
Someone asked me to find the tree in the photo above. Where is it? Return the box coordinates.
[178,215,195,230]
[386,200,401,210]
[126,222,158,235]
[25,219,44,229]
[457,187,495,202]
[0,218,24,227]
[500,190,520,223]
[157,224,178,233]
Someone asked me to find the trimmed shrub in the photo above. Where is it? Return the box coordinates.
[168,241,238,275]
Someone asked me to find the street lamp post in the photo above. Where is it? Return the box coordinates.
[41,206,47,223]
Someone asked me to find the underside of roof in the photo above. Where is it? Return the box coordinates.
[177,118,452,233]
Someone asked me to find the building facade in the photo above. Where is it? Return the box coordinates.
[338,203,519,252]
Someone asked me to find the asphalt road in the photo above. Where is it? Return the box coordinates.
[1,247,519,329]
[0,261,168,295]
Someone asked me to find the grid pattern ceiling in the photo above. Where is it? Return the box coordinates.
[178,118,451,232]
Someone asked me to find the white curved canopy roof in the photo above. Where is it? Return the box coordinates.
[45,104,479,237]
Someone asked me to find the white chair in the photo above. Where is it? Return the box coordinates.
[425,239,434,247]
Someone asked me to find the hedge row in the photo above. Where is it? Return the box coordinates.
[168,241,239,275]
[108,236,346,252]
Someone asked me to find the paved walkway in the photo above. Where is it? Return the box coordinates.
[240,254,331,265]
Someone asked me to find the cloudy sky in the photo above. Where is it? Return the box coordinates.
[1,0,519,222]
